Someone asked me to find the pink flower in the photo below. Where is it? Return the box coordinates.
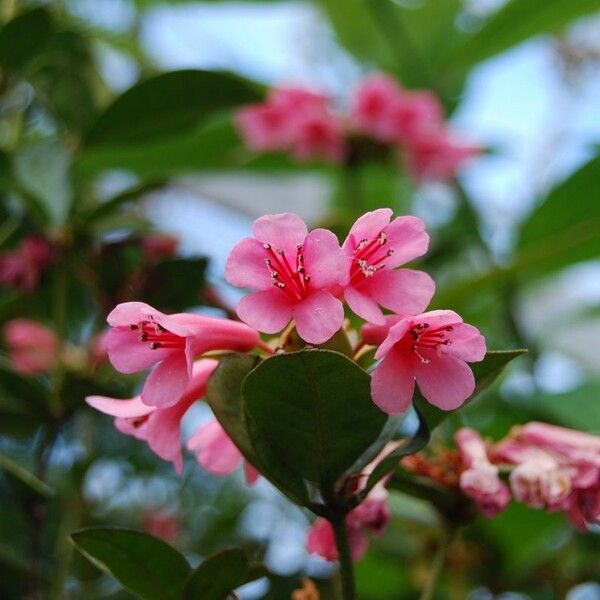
[225,213,347,344]
[342,209,434,324]
[350,74,402,141]
[386,90,444,143]
[405,128,479,182]
[104,302,259,407]
[3,318,58,374]
[236,103,292,152]
[288,110,346,164]
[86,359,218,474]
[268,86,330,114]
[456,428,511,517]
[307,483,390,562]
[0,234,53,293]
[368,310,486,414]
[186,418,259,485]
[142,509,180,545]
[140,233,179,262]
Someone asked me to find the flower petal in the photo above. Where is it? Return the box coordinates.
[244,463,260,485]
[445,323,486,362]
[293,290,344,344]
[371,347,415,415]
[105,328,173,373]
[106,301,160,327]
[413,353,475,411]
[144,402,190,474]
[360,315,404,346]
[345,285,385,325]
[225,237,273,290]
[302,228,348,288]
[343,208,393,253]
[374,319,410,360]
[236,289,293,334]
[187,419,243,475]
[252,213,308,258]
[86,394,155,418]
[418,309,463,329]
[365,268,435,315]
[383,216,430,267]
[141,353,191,408]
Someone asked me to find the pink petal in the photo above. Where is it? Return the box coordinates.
[187,419,243,475]
[418,309,463,330]
[360,315,404,346]
[145,402,191,474]
[141,352,191,408]
[371,347,415,415]
[382,216,430,268]
[413,353,475,411]
[364,268,435,316]
[106,302,159,327]
[345,285,385,325]
[374,319,410,360]
[348,527,370,562]
[445,323,486,362]
[252,213,308,258]
[105,328,173,373]
[236,289,294,334]
[86,395,155,418]
[293,290,344,344]
[307,519,338,561]
[343,208,392,253]
[225,237,273,291]
[244,463,260,485]
[302,228,348,288]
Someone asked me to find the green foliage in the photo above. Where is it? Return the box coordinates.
[0,454,54,499]
[70,528,191,600]
[243,349,387,489]
[85,70,262,147]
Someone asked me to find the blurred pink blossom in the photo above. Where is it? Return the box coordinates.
[105,301,259,407]
[342,208,434,324]
[369,310,486,414]
[3,318,58,374]
[226,213,347,344]
[187,418,259,485]
[0,235,53,293]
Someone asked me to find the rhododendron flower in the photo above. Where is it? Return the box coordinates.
[405,128,479,182]
[186,418,259,485]
[288,110,346,164]
[342,208,434,324]
[456,428,510,517]
[142,510,180,545]
[307,483,390,562]
[0,234,53,292]
[366,310,486,414]
[3,319,58,374]
[105,302,259,407]
[236,103,292,152]
[386,90,444,143]
[226,213,347,344]
[86,359,217,474]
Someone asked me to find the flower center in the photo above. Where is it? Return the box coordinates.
[129,318,185,350]
[408,322,453,364]
[349,231,395,286]
[263,242,310,301]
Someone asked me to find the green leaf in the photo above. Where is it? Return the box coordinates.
[85,70,262,147]
[183,548,248,600]
[445,0,600,72]
[414,349,527,431]
[70,528,191,600]
[205,354,310,506]
[242,349,387,487]
[0,7,53,71]
[0,454,54,499]
[517,154,600,277]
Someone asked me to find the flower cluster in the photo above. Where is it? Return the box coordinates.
[236,74,479,182]
[86,209,486,481]
[402,424,600,529]
[0,234,53,293]
[227,210,486,414]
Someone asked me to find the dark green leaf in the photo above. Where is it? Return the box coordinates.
[0,365,49,409]
[0,7,53,71]
[70,528,191,600]
[0,454,54,499]
[243,349,387,487]
[85,70,262,147]
[517,154,600,277]
[206,354,310,506]
[183,548,248,600]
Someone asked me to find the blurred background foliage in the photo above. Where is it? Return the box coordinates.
[0,0,599,598]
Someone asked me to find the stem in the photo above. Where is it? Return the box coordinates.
[330,514,356,600]
[419,525,453,600]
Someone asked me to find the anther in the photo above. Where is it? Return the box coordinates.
[263,243,271,250]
